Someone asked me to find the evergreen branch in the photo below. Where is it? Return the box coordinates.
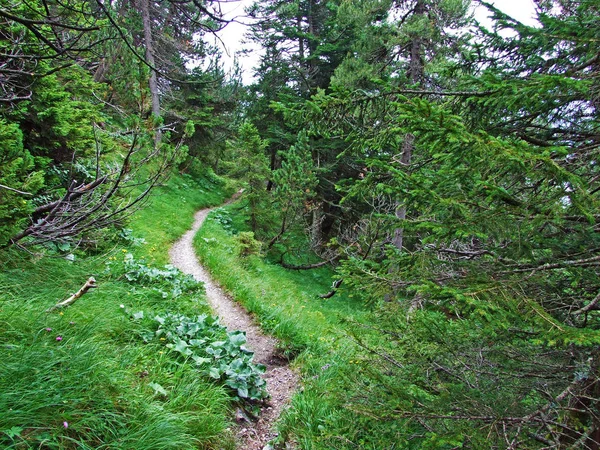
[380,88,497,98]
[566,52,600,75]
[94,0,223,86]
[436,248,494,259]
[0,8,100,32]
[351,333,404,369]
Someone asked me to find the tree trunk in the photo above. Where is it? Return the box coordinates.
[140,0,161,146]
[298,12,304,61]
[407,1,425,86]
[266,145,277,191]
[391,133,414,252]
[385,0,426,302]
[389,0,425,253]
[311,204,323,249]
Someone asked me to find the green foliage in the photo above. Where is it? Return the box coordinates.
[0,252,233,450]
[196,199,436,448]
[196,203,364,357]
[237,231,262,258]
[119,253,200,299]
[0,172,237,449]
[24,68,103,161]
[149,312,268,403]
[128,170,234,265]
[210,208,236,235]
[0,0,241,248]
[226,122,270,232]
[5,0,600,447]
[0,120,45,243]
[273,130,318,212]
[259,1,600,447]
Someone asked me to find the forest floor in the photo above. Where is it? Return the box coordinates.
[169,192,299,450]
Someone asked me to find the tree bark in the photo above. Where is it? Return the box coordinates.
[140,0,161,145]
[385,0,426,302]
[391,133,414,252]
[311,204,323,249]
[319,279,343,298]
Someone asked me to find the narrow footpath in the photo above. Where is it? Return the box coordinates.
[169,194,299,450]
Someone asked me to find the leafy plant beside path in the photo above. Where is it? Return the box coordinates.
[0,172,240,449]
[139,311,268,404]
[113,252,269,405]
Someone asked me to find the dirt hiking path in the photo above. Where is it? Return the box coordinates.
[169,193,299,450]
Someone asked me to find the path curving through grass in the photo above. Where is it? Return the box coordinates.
[169,192,299,450]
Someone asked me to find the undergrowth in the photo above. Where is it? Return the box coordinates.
[0,171,239,449]
[194,199,398,449]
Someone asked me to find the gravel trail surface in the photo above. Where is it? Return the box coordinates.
[169,194,299,449]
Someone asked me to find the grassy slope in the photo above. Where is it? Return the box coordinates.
[130,172,235,265]
[0,172,236,449]
[194,200,393,449]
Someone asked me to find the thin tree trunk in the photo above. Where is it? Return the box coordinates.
[391,133,414,252]
[385,0,425,302]
[266,146,277,191]
[311,204,323,249]
[390,0,425,253]
[298,12,304,61]
[140,0,161,145]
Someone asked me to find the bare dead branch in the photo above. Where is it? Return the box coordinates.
[0,183,33,196]
[573,291,600,316]
[319,279,343,298]
[46,277,97,312]
[280,254,340,270]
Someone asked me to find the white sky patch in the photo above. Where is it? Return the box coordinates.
[211,0,540,85]
[473,0,540,30]
[210,0,260,84]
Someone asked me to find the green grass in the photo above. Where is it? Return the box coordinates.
[0,171,237,449]
[0,171,407,449]
[193,200,397,449]
[129,171,236,265]
[196,206,363,356]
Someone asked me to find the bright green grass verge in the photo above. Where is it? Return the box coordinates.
[194,201,397,449]
[128,171,235,265]
[0,171,237,449]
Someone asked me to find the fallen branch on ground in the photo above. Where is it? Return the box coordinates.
[47,277,97,312]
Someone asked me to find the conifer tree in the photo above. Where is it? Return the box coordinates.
[283,0,600,446]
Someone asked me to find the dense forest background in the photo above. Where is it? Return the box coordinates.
[2,0,600,448]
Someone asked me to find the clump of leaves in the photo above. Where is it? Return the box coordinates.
[152,313,268,403]
[118,228,146,246]
[111,253,199,299]
[210,208,236,235]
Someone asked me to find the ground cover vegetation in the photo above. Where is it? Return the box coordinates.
[2,0,600,448]
[0,0,253,447]
[0,172,245,449]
